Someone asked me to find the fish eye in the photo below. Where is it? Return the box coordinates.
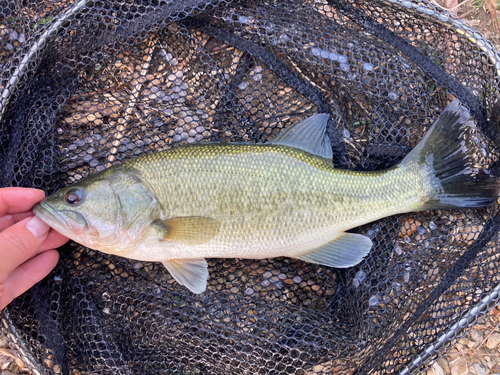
[65,189,83,206]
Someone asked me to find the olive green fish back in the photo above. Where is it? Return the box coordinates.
[1,1,500,375]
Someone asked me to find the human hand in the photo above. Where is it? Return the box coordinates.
[0,188,69,311]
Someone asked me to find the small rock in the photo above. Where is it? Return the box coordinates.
[473,362,486,375]
[458,336,470,347]
[449,357,468,375]
[368,294,379,306]
[470,328,483,343]
[416,226,426,235]
[483,356,495,369]
[0,335,7,348]
[437,358,450,373]
[486,332,500,349]
[312,364,324,372]
[427,361,445,375]
[132,262,143,270]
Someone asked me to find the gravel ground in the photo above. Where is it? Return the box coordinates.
[426,306,500,375]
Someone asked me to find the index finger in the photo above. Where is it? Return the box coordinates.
[0,188,46,217]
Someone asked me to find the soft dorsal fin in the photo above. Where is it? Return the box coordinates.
[153,216,221,246]
[270,114,333,159]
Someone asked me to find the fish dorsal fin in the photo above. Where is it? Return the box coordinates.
[153,216,221,246]
[296,232,372,268]
[270,114,333,159]
[162,258,209,294]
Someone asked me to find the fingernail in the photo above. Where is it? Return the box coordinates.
[26,216,50,238]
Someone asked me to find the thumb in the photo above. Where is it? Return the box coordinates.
[0,216,50,284]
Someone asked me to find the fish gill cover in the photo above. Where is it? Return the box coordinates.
[0,0,500,374]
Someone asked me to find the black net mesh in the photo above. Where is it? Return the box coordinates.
[1,0,500,374]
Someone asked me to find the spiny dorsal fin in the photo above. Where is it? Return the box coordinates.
[162,258,208,294]
[153,216,221,245]
[270,114,333,159]
[295,232,372,268]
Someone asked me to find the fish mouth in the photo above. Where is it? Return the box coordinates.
[33,200,62,228]
[33,199,89,237]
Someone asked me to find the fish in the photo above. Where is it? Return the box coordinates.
[33,100,498,294]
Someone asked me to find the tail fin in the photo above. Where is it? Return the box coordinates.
[401,100,498,209]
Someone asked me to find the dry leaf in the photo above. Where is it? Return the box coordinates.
[485,0,500,33]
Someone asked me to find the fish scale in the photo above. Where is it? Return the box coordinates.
[126,143,423,260]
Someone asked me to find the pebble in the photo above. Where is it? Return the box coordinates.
[368,294,379,306]
[437,358,449,373]
[470,328,483,343]
[459,336,471,348]
[449,357,468,375]
[473,362,486,375]
[417,226,426,235]
[312,365,323,373]
[486,333,500,349]
[427,362,445,375]
[0,335,6,348]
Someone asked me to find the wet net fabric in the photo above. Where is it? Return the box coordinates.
[1,0,500,374]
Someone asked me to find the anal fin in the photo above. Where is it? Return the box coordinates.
[162,258,209,294]
[296,232,372,268]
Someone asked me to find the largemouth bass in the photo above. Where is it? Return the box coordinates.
[34,100,498,293]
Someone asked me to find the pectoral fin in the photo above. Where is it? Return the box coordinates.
[162,258,209,294]
[296,232,372,268]
[153,216,221,245]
